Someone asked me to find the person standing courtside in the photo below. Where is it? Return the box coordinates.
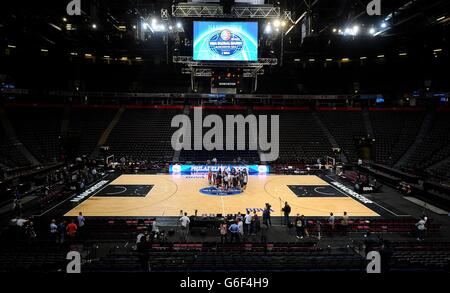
[136,234,149,272]
[252,211,260,235]
[263,203,272,227]
[282,202,291,226]
[238,218,244,240]
[341,211,349,236]
[178,212,190,241]
[66,219,78,243]
[415,216,427,241]
[219,220,228,243]
[260,222,269,243]
[58,220,66,244]
[77,212,85,240]
[244,211,252,236]
[295,214,303,239]
[302,215,309,237]
[49,219,58,244]
[328,212,335,237]
[229,220,240,243]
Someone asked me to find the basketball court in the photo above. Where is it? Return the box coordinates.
[65,174,380,218]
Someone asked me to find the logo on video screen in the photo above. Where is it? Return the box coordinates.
[209,29,243,57]
[258,165,268,173]
[171,164,182,173]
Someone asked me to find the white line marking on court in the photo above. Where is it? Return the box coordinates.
[105,186,127,195]
[36,197,73,217]
[221,196,225,215]
[372,202,410,217]
[314,187,336,196]
[403,196,448,214]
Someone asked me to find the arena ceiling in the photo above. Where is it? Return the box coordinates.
[0,0,448,59]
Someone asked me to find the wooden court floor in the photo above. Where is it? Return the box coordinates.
[65,174,379,217]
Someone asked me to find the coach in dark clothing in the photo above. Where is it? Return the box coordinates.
[364,231,381,256]
[137,235,149,272]
[282,202,291,226]
[380,240,393,273]
[294,214,303,238]
[263,203,272,227]
[260,223,269,243]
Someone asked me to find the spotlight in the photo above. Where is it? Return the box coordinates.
[176,22,182,29]
[332,28,337,33]
[62,17,68,22]
[142,22,149,30]
[273,19,281,28]
[265,24,272,33]
[92,23,97,29]
[281,21,287,27]
[380,22,387,28]
[151,18,157,25]
[369,27,376,35]
[169,25,173,30]
[343,25,360,36]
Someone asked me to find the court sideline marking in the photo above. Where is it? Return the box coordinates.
[221,196,225,216]
[36,175,109,217]
[325,174,410,217]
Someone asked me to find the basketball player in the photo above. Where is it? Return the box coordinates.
[207,171,212,185]
[223,171,229,190]
[242,172,248,190]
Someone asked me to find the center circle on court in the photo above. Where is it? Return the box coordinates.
[199,186,243,196]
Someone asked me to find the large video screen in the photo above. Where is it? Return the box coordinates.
[193,21,258,61]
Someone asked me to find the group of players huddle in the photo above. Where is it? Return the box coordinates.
[207,168,249,191]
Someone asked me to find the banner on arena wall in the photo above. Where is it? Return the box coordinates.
[169,164,269,175]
